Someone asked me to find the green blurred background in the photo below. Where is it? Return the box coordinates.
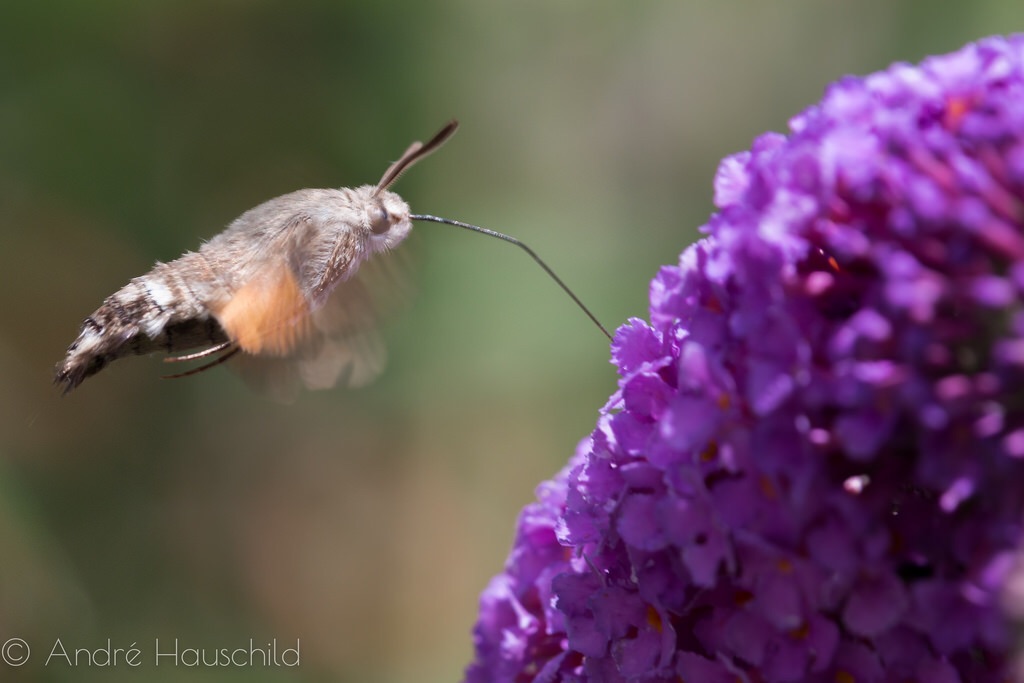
[2,2,1023,681]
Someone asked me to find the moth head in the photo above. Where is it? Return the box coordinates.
[364,189,412,251]
[361,120,458,253]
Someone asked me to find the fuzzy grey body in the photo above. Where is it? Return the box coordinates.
[56,185,414,395]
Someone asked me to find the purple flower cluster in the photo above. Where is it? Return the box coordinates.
[465,35,1024,683]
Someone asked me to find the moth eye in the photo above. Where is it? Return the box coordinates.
[369,205,391,235]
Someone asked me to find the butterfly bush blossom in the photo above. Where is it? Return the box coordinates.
[465,36,1024,683]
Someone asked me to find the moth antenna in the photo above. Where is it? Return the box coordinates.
[162,345,240,380]
[410,214,612,342]
[375,120,459,194]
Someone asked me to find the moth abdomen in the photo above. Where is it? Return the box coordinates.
[55,257,228,393]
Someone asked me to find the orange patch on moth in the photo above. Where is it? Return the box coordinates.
[213,265,312,356]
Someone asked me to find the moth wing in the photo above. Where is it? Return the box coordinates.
[227,246,414,401]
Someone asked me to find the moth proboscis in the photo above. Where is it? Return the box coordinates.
[55,120,610,400]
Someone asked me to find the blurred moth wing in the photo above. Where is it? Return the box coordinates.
[55,121,457,400]
[224,236,414,401]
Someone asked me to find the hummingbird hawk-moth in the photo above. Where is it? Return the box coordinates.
[55,120,609,399]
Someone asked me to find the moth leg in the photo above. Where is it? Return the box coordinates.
[162,345,241,380]
[163,340,235,363]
